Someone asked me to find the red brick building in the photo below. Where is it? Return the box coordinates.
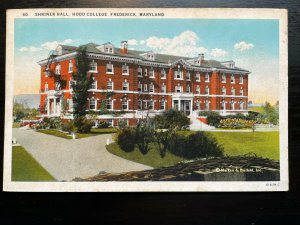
[38,41,250,126]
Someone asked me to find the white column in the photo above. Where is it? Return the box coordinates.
[47,98,50,116]
[178,100,181,111]
[53,98,57,115]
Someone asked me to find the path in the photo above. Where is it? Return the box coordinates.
[12,128,152,181]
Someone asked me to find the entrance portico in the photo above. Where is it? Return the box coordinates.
[172,93,193,116]
[46,90,62,116]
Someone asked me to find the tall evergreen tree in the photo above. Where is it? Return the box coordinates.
[72,46,93,119]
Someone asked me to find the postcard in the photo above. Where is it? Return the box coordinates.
[3,8,288,191]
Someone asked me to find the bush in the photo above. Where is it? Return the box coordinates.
[219,118,255,129]
[152,109,190,129]
[168,132,224,159]
[199,111,222,127]
[116,128,136,152]
[74,116,94,133]
[97,121,110,128]
[62,121,76,134]
[43,117,62,129]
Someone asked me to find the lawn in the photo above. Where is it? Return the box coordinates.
[248,106,265,113]
[12,146,55,181]
[208,131,279,160]
[106,143,184,168]
[36,127,118,139]
[106,131,279,168]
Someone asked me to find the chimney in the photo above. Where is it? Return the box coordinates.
[121,41,128,54]
[198,53,205,65]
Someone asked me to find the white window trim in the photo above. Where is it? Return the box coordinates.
[106,99,113,110]
[160,100,165,110]
[205,86,210,95]
[138,83,142,92]
[161,84,166,93]
[161,69,166,79]
[174,70,183,80]
[143,68,148,76]
[123,81,129,91]
[149,83,154,93]
[205,73,210,83]
[240,88,244,96]
[239,75,244,84]
[55,64,61,75]
[186,85,191,93]
[89,98,97,110]
[222,74,226,83]
[68,61,73,73]
[231,87,235,96]
[91,79,97,90]
[122,64,129,75]
[138,67,143,77]
[222,86,226,95]
[106,62,114,74]
[186,72,191,81]
[175,85,182,93]
[195,86,200,94]
[45,83,48,92]
[231,74,235,83]
[196,73,200,82]
[144,84,148,92]
[89,61,98,73]
[107,80,114,91]
[122,99,128,110]
[149,68,155,78]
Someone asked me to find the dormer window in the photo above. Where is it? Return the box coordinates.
[122,64,129,75]
[205,73,210,82]
[106,62,114,74]
[89,60,97,73]
[139,51,155,61]
[161,69,166,79]
[97,43,115,54]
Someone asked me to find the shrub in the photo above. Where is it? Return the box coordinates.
[135,120,154,155]
[219,118,255,129]
[43,117,62,129]
[168,132,224,159]
[118,119,128,129]
[74,116,94,133]
[97,121,110,128]
[62,121,76,134]
[152,109,190,129]
[117,128,136,152]
[199,111,222,127]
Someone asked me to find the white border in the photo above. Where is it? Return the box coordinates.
[4,8,288,192]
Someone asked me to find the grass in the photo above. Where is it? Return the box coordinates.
[106,131,279,168]
[207,131,279,160]
[36,127,118,139]
[12,146,55,181]
[249,106,265,113]
[12,122,21,128]
[106,143,184,168]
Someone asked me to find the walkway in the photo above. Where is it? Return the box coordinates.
[12,128,152,181]
[189,115,215,131]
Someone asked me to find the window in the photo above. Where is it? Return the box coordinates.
[68,61,73,73]
[55,82,61,91]
[186,84,191,93]
[106,99,112,110]
[148,101,154,110]
[149,83,154,93]
[240,88,243,96]
[239,75,244,84]
[196,73,200,82]
[45,83,48,92]
[231,87,235,95]
[205,73,210,82]
[107,80,113,90]
[122,64,129,75]
[186,72,191,81]
[55,64,61,75]
[122,81,129,91]
[222,86,226,95]
[91,80,97,90]
[175,85,182,93]
[143,101,148,109]
[160,99,165,110]
[89,61,97,72]
[161,69,166,79]
[106,119,113,127]
[45,66,49,77]
[195,85,200,94]
[138,82,142,92]
[205,86,209,95]
[205,99,210,110]
[69,79,73,90]
[89,98,96,110]
[239,101,244,110]
[122,98,128,110]
[149,68,155,78]
[138,67,142,77]
[109,48,113,53]
[231,74,235,83]
[161,84,166,93]
[230,100,235,110]
[68,99,73,111]
[195,101,200,110]
[222,74,226,83]
[138,99,142,110]
[144,84,148,92]
[221,99,226,110]
[143,68,148,76]
[106,62,114,74]
[174,70,183,79]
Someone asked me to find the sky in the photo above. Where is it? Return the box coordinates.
[14,18,279,104]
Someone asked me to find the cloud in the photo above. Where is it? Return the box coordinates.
[210,48,227,58]
[142,30,207,57]
[234,41,254,51]
[127,39,139,46]
[19,46,42,52]
[41,39,76,50]
[139,40,145,45]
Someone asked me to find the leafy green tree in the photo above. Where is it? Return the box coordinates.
[261,101,279,125]
[72,46,93,119]
[135,119,155,155]
[152,109,190,129]
[13,102,39,121]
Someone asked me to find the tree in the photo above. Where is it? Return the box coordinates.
[152,109,190,129]
[72,46,93,119]
[262,101,279,125]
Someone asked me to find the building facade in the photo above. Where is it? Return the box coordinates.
[38,41,250,126]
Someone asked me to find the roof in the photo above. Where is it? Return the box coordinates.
[41,42,249,72]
